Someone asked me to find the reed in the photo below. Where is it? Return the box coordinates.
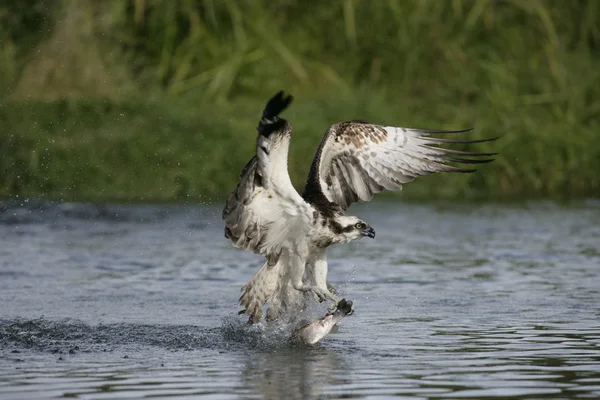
[1,0,598,201]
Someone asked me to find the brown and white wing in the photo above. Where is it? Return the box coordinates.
[223,92,310,265]
[302,121,496,210]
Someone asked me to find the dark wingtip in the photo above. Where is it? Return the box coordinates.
[257,91,293,136]
[263,91,293,119]
[421,136,500,144]
[446,157,496,164]
[419,128,474,135]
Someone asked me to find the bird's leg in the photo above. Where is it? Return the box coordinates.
[292,281,341,305]
[326,281,338,296]
[290,253,341,309]
[303,255,341,308]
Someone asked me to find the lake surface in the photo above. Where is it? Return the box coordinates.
[1,199,599,399]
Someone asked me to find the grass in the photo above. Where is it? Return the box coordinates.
[0,0,599,202]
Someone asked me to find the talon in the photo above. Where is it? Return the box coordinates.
[316,288,335,303]
[326,282,338,296]
[297,284,340,306]
[332,298,354,316]
[346,303,355,316]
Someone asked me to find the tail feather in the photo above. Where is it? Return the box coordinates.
[257,91,293,137]
[239,260,281,323]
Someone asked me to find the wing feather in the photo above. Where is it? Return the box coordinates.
[303,121,497,210]
[223,91,310,260]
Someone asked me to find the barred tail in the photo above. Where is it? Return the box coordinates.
[239,259,281,323]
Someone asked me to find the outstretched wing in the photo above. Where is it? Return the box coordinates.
[223,91,310,265]
[302,121,496,210]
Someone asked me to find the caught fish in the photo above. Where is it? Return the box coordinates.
[292,299,354,345]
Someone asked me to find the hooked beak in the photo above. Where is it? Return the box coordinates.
[362,226,376,239]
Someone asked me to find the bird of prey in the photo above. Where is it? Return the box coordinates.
[223,91,495,324]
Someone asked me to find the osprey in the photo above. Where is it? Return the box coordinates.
[223,91,495,323]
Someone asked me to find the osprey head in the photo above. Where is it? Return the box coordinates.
[329,215,376,244]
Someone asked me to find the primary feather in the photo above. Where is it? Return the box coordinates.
[303,122,496,211]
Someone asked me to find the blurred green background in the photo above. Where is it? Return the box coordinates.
[1,0,599,203]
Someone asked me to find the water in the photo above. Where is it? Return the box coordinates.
[1,199,599,399]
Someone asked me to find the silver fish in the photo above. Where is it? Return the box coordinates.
[292,299,354,345]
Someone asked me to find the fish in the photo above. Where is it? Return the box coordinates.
[291,298,354,345]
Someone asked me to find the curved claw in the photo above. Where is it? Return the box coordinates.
[306,286,340,304]
[326,282,338,296]
[295,283,341,309]
[338,298,354,315]
[312,289,327,303]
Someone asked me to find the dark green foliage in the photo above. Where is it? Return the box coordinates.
[0,0,598,202]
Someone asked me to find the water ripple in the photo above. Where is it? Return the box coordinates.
[1,201,600,399]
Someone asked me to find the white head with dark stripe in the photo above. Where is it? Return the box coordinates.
[327,215,375,244]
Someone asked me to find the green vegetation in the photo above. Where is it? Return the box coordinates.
[1,0,599,202]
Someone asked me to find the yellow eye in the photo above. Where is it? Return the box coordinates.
[355,223,364,229]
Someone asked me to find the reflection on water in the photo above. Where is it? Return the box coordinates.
[1,200,599,399]
[242,347,348,400]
